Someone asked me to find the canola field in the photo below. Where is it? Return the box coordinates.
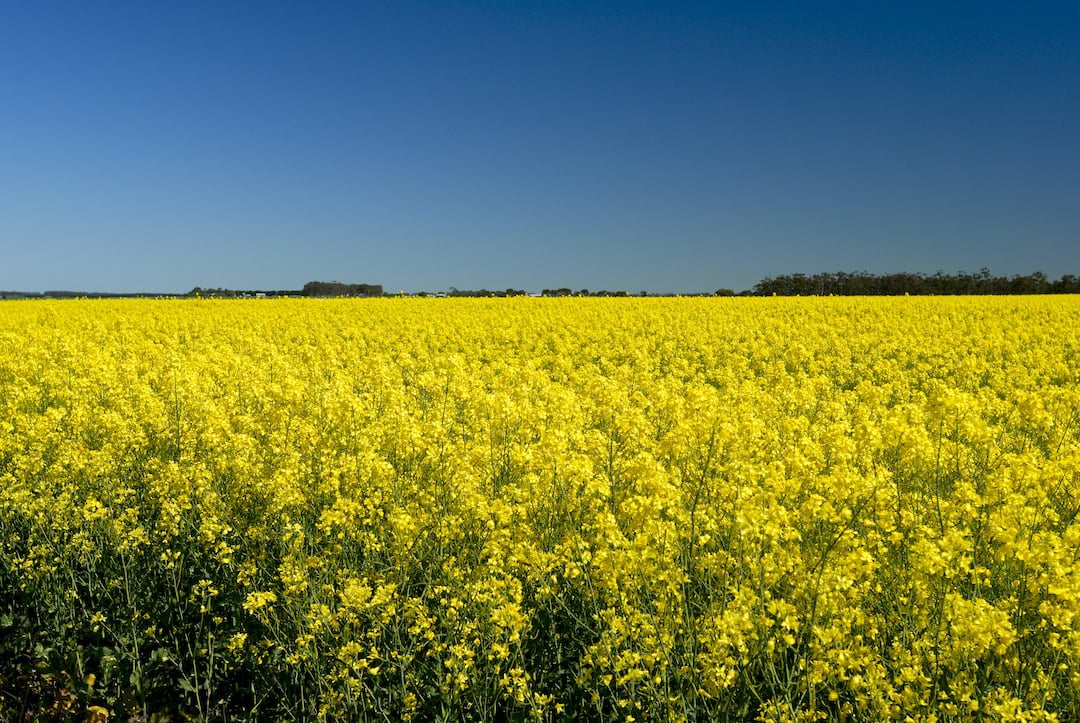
[1,296,1079,722]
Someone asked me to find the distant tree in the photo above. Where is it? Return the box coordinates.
[1052,274,1079,293]
[302,281,383,297]
[1031,271,1048,292]
[746,270,1077,296]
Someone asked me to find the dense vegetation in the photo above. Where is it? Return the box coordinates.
[2,297,1079,721]
[748,269,1079,296]
[4,270,1078,300]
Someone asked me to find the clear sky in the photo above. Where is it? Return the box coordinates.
[2,1,1078,294]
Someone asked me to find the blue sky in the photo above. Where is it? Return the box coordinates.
[2,1,1078,294]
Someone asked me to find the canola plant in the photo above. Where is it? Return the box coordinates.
[1,296,1079,721]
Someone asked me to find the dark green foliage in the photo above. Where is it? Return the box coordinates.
[750,269,1080,296]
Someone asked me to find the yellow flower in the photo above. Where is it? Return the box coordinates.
[242,590,277,614]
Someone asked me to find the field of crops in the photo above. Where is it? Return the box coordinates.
[1,297,1079,721]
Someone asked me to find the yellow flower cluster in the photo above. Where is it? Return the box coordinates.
[1,296,1079,721]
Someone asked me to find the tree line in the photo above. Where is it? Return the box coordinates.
[746,270,1079,296]
[420,288,636,297]
[5,271,1079,301]
[187,281,384,298]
